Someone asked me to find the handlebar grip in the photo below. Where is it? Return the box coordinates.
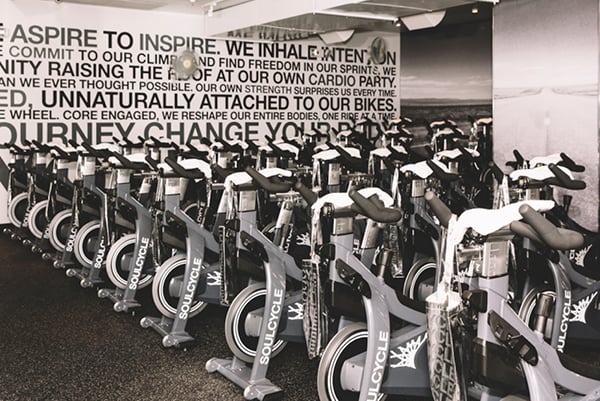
[547,164,586,190]
[386,144,409,162]
[10,144,26,153]
[488,161,505,183]
[453,141,476,162]
[293,181,317,206]
[244,166,292,193]
[399,127,414,138]
[164,157,204,179]
[348,188,401,224]
[180,143,209,161]
[51,145,70,158]
[68,139,79,148]
[312,128,330,140]
[349,130,375,151]
[149,136,172,148]
[111,151,147,170]
[31,139,51,152]
[79,141,105,158]
[426,160,459,181]
[144,155,160,170]
[424,191,452,228]
[381,157,395,172]
[215,137,242,153]
[559,152,585,173]
[513,149,525,166]
[186,142,200,153]
[213,164,234,180]
[509,221,543,243]
[266,139,295,159]
[335,146,368,172]
[281,133,303,149]
[423,145,435,158]
[517,204,584,250]
[117,136,140,146]
[246,140,259,153]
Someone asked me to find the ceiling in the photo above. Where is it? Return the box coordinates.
[44,0,496,38]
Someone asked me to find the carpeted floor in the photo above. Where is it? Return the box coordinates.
[0,233,323,401]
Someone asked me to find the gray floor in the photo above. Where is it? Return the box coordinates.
[0,233,322,401]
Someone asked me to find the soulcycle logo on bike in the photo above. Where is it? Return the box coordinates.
[367,330,390,398]
[128,236,150,290]
[93,237,106,269]
[259,287,284,365]
[64,225,78,252]
[557,289,572,353]
[178,257,202,320]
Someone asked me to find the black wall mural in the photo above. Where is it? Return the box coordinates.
[400,4,492,138]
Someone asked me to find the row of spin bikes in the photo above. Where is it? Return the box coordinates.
[4,116,600,401]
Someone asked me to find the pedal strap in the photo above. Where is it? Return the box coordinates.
[488,310,538,365]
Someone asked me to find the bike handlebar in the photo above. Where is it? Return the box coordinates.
[164,157,205,179]
[513,149,525,166]
[111,151,148,170]
[424,191,452,228]
[348,187,402,224]
[144,155,160,171]
[512,204,584,250]
[349,129,375,151]
[281,133,303,149]
[3,142,29,154]
[509,220,543,243]
[215,137,244,153]
[386,144,409,162]
[425,160,459,182]
[246,140,259,153]
[213,164,234,180]
[488,161,505,183]
[558,152,585,173]
[31,139,52,153]
[293,181,318,206]
[50,145,78,161]
[114,136,144,148]
[144,136,174,149]
[78,141,112,159]
[453,141,476,163]
[546,164,586,190]
[311,128,330,140]
[335,146,368,172]
[245,166,292,193]
[265,139,296,159]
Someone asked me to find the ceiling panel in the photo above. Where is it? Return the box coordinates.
[41,0,254,14]
[38,0,492,37]
[330,0,472,14]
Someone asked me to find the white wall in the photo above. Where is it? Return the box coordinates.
[0,0,400,223]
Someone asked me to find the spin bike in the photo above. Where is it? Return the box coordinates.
[425,191,600,401]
